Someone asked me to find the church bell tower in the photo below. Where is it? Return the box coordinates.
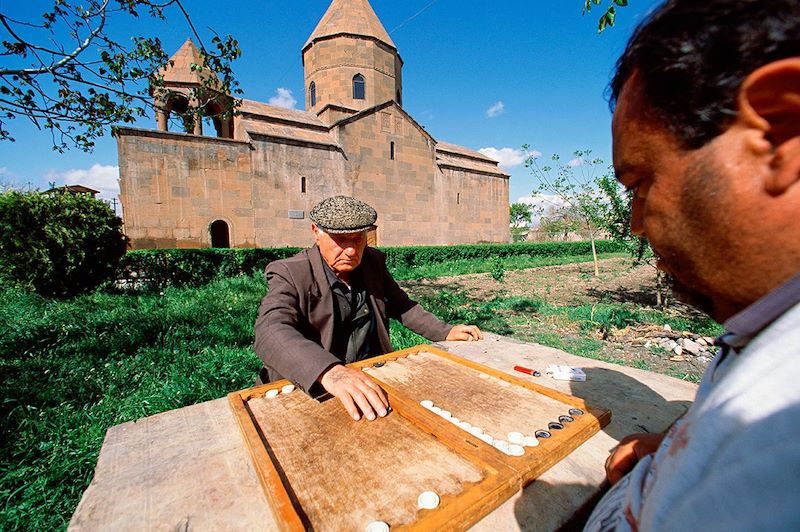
[302,0,403,123]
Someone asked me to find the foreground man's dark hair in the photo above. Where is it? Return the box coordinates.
[610,0,800,149]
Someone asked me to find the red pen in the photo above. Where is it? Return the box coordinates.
[514,365,541,377]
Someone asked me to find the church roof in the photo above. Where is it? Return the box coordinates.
[241,119,341,150]
[237,99,341,149]
[436,142,509,178]
[158,38,218,85]
[239,99,328,129]
[303,0,396,51]
[435,142,498,163]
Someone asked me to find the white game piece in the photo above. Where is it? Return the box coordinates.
[417,491,440,510]
[508,444,525,456]
[480,433,494,444]
[265,389,280,398]
[281,384,295,394]
[493,440,509,452]
[365,521,390,532]
[497,380,512,388]
[439,410,452,419]
[522,436,540,447]
[478,373,490,379]
[507,432,525,445]
[448,417,460,425]
[458,421,472,431]
[469,426,484,437]
[420,400,434,409]
[430,406,442,414]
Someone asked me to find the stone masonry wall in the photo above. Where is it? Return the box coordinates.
[117,129,254,249]
[248,137,349,247]
[304,36,400,115]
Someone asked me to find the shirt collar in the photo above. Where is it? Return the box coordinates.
[320,255,362,290]
[321,258,343,288]
[720,271,800,347]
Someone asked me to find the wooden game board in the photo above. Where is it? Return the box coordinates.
[228,345,611,531]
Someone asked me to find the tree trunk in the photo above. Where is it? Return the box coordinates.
[655,268,663,308]
[587,224,599,276]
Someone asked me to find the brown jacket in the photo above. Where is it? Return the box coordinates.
[253,245,452,392]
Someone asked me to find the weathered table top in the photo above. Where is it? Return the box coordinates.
[69,334,697,531]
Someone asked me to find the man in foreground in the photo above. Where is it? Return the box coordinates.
[585,0,800,529]
[254,195,483,422]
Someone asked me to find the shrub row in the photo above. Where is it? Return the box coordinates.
[114,240,624,291]
[115,247,302,290]
[380,240,623,269]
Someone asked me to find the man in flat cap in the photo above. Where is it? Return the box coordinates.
[254,195,483,421]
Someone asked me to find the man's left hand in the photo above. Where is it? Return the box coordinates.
[446,324,483,341]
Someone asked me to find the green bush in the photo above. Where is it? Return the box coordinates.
[116,240,624,291]
[116,247,302,291]
[0,190,128,298]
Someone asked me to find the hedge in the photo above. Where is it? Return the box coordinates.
[114,240,624,291]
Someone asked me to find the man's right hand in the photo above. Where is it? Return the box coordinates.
[319,364,389,421]
[605,432,665,485]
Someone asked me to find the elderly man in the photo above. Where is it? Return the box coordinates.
[585,0,800,530]
[254,195,482,422]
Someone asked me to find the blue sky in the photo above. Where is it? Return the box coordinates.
[0,0,663,211]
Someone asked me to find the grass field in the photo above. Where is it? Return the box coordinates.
[0,252,715,530]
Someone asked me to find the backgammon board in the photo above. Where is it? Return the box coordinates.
[228,345,611,531]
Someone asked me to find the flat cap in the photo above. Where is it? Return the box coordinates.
[310,195,377,234]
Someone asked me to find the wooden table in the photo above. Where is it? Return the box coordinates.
[69,334,697,531]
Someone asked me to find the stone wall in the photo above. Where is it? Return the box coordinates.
[248,136,349,247]
[303,36,401,115]
[117,128,254,249]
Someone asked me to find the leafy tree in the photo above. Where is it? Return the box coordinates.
[0,189,129,297]
[509,202,532,243]
[582,0,630,33]
[509,202,532,227]
[0,1,242,152]
[539,212,583,241]
[594,173,672,307]
[525,148,606,275]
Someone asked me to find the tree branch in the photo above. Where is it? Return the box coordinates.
[0,0,110,76]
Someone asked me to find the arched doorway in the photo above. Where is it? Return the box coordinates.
[209,220,230,248]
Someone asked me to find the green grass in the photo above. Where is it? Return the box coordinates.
[0,253,715,531]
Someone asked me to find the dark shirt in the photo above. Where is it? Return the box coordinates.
[322,261,378,364]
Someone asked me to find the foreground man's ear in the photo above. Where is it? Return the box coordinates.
[737,58,800,195]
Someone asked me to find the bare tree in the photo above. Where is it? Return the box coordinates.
[525,148,607,275]
[0,0,241,152]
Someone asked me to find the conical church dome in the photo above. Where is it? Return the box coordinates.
[303,0,395,51]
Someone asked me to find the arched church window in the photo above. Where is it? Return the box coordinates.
[353,74,365,100]
[301,176,307,193]
[210,220,230,248]
[309,82,316,107]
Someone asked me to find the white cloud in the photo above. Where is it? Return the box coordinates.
[479,147,528,169]
[46,164,120,201]
[486,101,505,118]
[568,157,584,168]
[268,87,297,109]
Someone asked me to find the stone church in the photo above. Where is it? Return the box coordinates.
[116,0,510,249]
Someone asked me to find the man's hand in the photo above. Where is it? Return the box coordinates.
[605,432,665,485]
[446,324,484,341]
[319,364,389,421]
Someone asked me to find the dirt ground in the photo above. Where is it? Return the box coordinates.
[401,257,720,382]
